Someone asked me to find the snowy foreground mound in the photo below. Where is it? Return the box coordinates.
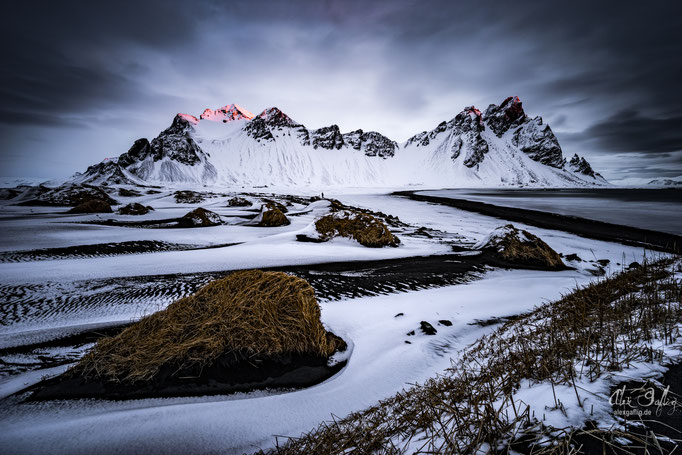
[74,98,606,189]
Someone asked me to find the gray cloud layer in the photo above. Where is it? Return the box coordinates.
[2,0,681,181]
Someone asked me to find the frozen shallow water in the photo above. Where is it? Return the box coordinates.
[419,188,682,235]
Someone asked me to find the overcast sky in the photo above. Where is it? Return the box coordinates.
[2,0,681,183]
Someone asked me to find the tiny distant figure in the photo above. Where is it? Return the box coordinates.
[321,192,325,199]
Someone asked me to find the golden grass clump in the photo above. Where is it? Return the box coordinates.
[258,206,290,227]
[67,198,113,214]
[315,211,400,248]
[73,270,343,383]
[480,224,564,268]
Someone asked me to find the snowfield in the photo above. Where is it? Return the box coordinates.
[0,188,676,455]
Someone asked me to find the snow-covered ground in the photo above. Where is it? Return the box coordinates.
[0,189,672,455]
[0,269,647,455]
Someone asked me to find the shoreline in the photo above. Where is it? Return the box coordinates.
[395,190,682,254]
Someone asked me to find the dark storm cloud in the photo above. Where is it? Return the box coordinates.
[1,0,681,181]
[563,110,682,155]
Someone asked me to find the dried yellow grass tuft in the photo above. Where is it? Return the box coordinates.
[73,270,342,383]
[485,224,564,268]
[259,207,290,227]
[315,211,399,248]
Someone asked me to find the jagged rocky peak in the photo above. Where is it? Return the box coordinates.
[112,114,206,176]
[459,106,484,130]
[244,107,302,142]
[257,107,301,127]
[200,104,255,122]
[342,129,398,158]
[311,125,345,150]
[483,96,528,136]
[166,113,198,135]
[75,159,144,186]
[511,117,565,168]
[405,105,484,148]
[447,106,485,133]
[569,153,596,178]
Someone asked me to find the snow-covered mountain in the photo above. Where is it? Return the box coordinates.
[74,97,606,188]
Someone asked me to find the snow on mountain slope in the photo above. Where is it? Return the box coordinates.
[74,98,606,188]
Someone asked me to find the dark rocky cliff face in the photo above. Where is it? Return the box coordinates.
[406,106,489,168]
[569,154,597,178]
[147,115,204,166]
[245,107,306,142]
[115,116,204,167]
[511,117,565,168]
[483,96,527,137]
[342,130,398,158]
[449,107,488,168]
[244,117,275,141]
[310,125,345,150]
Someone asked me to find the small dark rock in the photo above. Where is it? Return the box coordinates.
[404,340,412,344]
[420,321,437,335]
[565,253,582,262]
[118,203,154,216]
[406,330,415,336]
[174,190,205,204]
[438,319,452,327]
[68,199,112,214]
[227,197,251,207]
[118,188,142,197]
[394,313,404,318]
[597,259,611,266]
[295,234,326,243]
[629,262,641,269]
[178,208,222,227]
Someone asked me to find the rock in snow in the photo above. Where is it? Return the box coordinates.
[73,98,607,188]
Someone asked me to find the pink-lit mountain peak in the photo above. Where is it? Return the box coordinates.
[199,103,255,122]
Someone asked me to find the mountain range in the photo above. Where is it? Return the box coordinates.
[73,97,606,188]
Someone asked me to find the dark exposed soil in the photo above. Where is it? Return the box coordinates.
[28,349,348,401]
[396,191,682,254]
[0,240,240,263]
